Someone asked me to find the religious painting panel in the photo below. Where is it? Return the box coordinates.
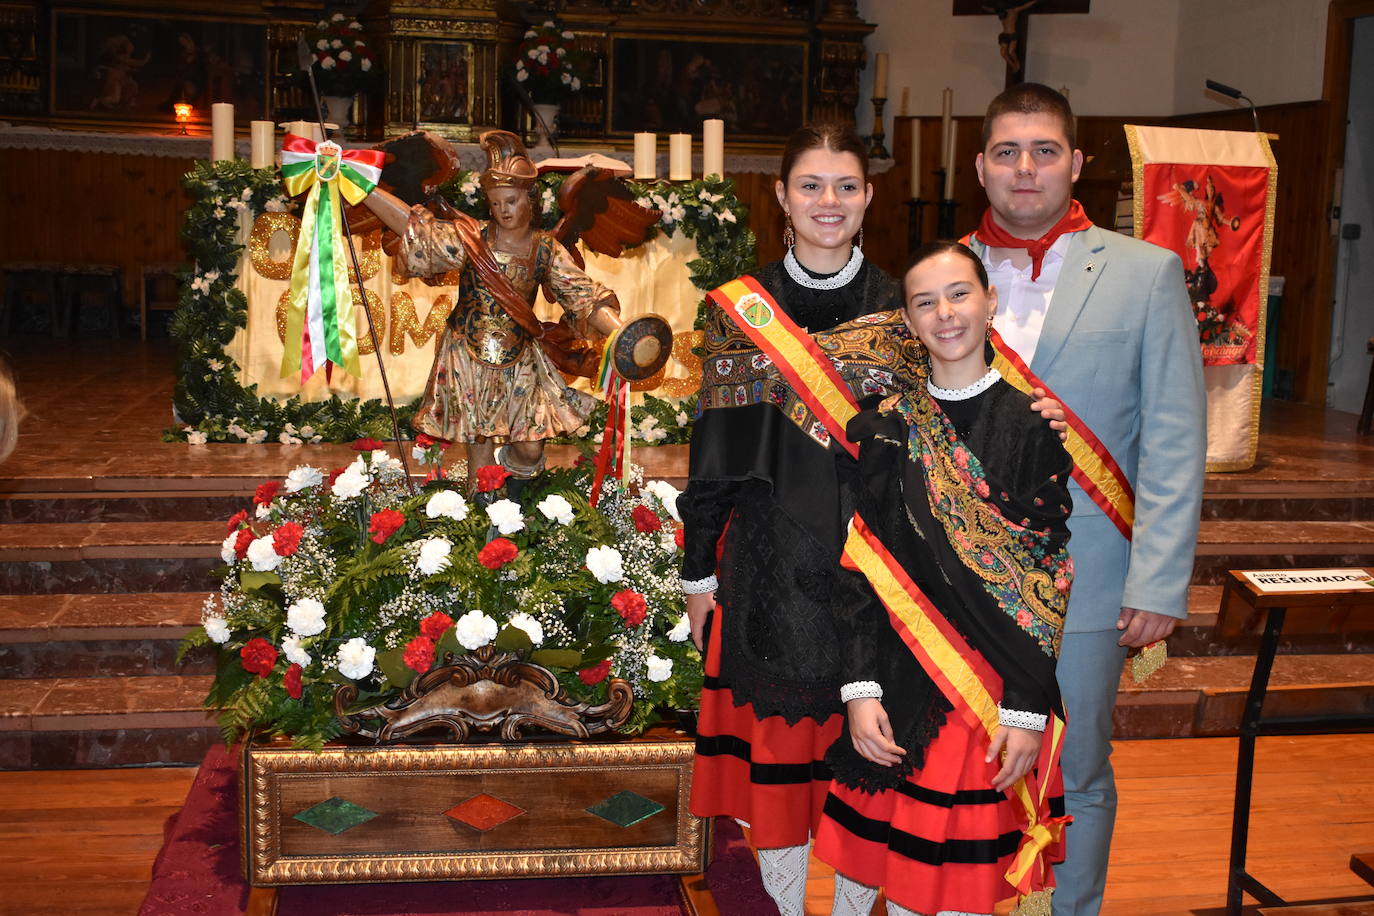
[417,40,472,127]
[50,8,268,125]
[609,35,807,140]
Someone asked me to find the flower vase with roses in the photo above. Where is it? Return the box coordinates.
[181,443,699,750]
[303,12,382,99]
[511,20,593,104]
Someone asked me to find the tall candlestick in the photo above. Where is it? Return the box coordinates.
[211,103,234,162]
[702,119,725,178]
[940,88,953,170]
[250,120,275,169]
[633,132,657,180]
[944,126,958,200]
[873,52,888,100]
[899,87,910,117]
[909,118,921,198]
[669,133,692,181]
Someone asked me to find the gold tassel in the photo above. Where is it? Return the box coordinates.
[1013,888,1053,916]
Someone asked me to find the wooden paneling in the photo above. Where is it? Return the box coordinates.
[0,147,194,307]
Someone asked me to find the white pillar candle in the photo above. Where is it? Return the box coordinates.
[909,118,921,198]
[944,125,958,200]
[940,88,953,170]
[211,103,235,162]
[250,120,275,169]
[702,119,725,178]
[633,132,657,180]
[668,133,692,181]
[899,87,910,117]
[873,52,888,99]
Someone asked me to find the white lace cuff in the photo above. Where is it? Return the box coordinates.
[680,574,718,595]
[840,680,884,702]
[998,706,1047,732]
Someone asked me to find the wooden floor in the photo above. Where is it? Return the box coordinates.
[0,735,1370,916]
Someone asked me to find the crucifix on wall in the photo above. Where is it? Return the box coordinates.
[953,0,1091,87]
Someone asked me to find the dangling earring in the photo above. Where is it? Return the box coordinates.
[783,213,795,249]
[986,316,995,340]
[855,227,864,250]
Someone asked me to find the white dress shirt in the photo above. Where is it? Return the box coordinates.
[983,233,1074,367]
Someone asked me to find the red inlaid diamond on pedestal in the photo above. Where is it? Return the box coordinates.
[443,793,525,831]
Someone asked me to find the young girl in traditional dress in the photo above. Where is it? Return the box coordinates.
[815,241,1074,916]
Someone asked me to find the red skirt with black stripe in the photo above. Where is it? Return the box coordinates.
[814,709,1065,915]
[690,601,843,849]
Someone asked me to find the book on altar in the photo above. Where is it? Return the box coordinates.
[536,153,632,175]
[1241,568,1374,593]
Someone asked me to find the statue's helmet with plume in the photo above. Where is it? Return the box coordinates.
[478,130,538,193]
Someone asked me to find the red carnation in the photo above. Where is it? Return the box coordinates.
[226,509,249,534]
[240,638,278,678]
[351,437,385,451]
[415,433,450,450]
[233,527,255,559]
[283,663,303,699]
[578,659,613,685]
[254,480,281,507]
[368,509,406,544]
[673,525,685,549]
[325,466,346,488]
[474,464,511,493]
[477,537,519,570]
[403,635,437,674]
[272,522,304,557]
[632,505,662,533]
[420,611,454,641]
[611,589,648,627]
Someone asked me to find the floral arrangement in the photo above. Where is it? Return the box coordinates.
[512,21,593,103]
[303,12,382,97]
[180,442,701,750]
[168,162,752,444]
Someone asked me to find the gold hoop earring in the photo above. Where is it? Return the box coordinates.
[783,213,795,248]
[856,227,864,250]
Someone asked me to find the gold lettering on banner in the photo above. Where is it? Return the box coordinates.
[662,330,704,397]
[250,214,382,282]
[390,292,454,355]
[276,289,385,354]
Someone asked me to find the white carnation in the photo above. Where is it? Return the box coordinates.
[585,545,624,584]
[426,489,469,521]
[286,597,327,636]
[281,635,311,667]
[285,465,323,492]
[667,615,691,642]
[646,654,673,682]
[220,533,239,564]
[255,503,272,520]
[360,58,372,72]
[246,535,283,571]
[316,39,328,50]
[454,609,498,650]
[485,499,524,535]
[369,449,403,476]
[204,615,231,644]
[331,458,370,499]
[416,537,453,576]
[507,612,545,646]
[644,480,681,522]
[336,637,375,680]
[320,56,336,69]
[536,493,575,525]
[187,430,208,445]
[338,49,352,62]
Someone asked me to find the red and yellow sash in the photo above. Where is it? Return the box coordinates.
[988,328,1135,540]
[706,276,861,458]
[842,513,1070,900]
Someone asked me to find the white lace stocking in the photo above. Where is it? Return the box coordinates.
[757,842,810,916]
[832,872,879,915]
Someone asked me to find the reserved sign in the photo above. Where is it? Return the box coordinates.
[1241,568,1374,593]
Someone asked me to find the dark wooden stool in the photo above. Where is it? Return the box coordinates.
[61,265,123,338]
[1,265,64,336]
[1359,337,1373,436]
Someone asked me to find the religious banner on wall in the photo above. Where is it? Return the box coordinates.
[1125,124,1277,472]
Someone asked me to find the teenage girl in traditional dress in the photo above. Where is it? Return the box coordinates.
[678,124,901,916]
[816,241,1073,916]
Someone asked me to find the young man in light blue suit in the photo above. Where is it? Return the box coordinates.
[967,84,1206,915]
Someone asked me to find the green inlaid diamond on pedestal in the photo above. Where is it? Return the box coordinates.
[293,797,379,835]
[586,790,665,828]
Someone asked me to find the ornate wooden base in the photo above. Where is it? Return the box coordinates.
[240,729,707,886]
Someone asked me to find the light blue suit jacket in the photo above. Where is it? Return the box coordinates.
[971,226,1206,633]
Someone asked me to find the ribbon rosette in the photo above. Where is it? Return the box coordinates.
[278,133,385,382]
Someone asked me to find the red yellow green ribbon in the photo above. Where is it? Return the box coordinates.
[842,513,1069,900]
[278,133,384,382]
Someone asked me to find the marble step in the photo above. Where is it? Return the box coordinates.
[0,593,214,678]
[1190,520,1374,585]
[1171,585,1374,656]
[0,674,219,769]
[0,491,246,525]
[1112,653,1374,738]
[0,521,222,595]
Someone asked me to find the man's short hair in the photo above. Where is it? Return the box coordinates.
[981,83,1077,151]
